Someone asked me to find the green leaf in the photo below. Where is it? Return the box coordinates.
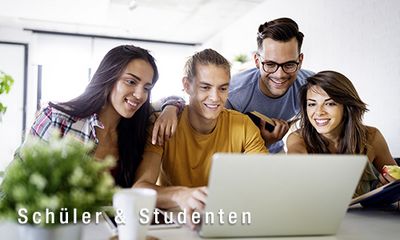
[0,103,6,114]
[0,134,116,225]
[0,71,14,118]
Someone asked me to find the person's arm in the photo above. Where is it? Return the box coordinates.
[259,118,290,146]
[133,151,207,209]
[159,96,185,112]
[369,127,397,186]
[151,105,178,146]
[242,116,268,153]
[133,151,207,229]
[225,98,234,109]
[370,128,397,170]
[14,105,59,162]
[29,105,59,141]
[133,151,177,208]
[151,96,185,146]
[226,91,287,146]
[286,131,308,153]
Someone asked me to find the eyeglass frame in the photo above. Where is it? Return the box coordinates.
[257,54,301,74]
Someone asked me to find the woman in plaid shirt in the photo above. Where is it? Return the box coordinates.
[29,45,159,188]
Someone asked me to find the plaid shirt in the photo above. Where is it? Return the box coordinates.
[30,105,104,145]
[27,105,130,185]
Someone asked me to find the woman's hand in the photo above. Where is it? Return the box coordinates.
[376,165,400,188]
[382,165,400,179]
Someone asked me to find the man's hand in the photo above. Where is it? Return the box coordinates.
[152,105,179,146]
[174,186,208,230]
[259,118,289,146]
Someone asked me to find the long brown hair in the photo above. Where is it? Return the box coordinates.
[50,45,159,187]
[299,71,368,154]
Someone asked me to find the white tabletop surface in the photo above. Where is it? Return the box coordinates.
[1,205,399,240]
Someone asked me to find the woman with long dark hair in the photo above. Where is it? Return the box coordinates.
[29,45,158,187]
[287,70,397,196]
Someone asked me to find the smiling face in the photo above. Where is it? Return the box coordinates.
[184,63,230,132]
[256,37,303,98]
[108,59,154,119]
[306,85,344,138]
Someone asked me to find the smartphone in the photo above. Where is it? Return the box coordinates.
[246,111,275,132]
[102,208,180,235]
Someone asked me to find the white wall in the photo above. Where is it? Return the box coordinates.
[1,0,399,161]
[0,26,195,170]
[0,27,37,123]
[31,34,195,104]
[204,0,400,157]
[0,43,24,171]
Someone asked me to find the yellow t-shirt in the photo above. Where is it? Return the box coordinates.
[145,107,268,187]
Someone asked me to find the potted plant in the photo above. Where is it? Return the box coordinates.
[232,53,250,73]
[233,53,249,64]
[0,134,116,240]
[0,70,14,121]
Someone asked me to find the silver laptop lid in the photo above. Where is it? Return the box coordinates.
[199,154,367,238]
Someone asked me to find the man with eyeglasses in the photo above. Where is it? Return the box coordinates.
[227,17,314,153]
[155,18,313,153]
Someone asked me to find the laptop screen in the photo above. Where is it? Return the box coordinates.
[199,153,367,237]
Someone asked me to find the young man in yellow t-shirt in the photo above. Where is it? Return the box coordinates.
[134,49,267,228]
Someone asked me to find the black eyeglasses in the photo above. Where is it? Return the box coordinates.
[258,54,300,74]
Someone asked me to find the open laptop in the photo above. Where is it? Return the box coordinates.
[199,153,367,238]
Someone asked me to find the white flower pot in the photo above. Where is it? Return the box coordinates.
[18,224,82,240]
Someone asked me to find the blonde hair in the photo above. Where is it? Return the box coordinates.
[183,48,231,82]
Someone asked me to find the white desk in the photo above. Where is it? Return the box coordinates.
[1,206,399,240]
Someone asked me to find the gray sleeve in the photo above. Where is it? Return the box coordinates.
[151,95,186,113]
[225,98,234,110]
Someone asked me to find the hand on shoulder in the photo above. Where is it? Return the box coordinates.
[151,106,178,146]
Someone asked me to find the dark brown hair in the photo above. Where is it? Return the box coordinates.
[257,17,304,53]
[298,70,368,154]
[50,45,159,187]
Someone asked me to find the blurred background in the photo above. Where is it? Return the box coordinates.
[0,0,399,170]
